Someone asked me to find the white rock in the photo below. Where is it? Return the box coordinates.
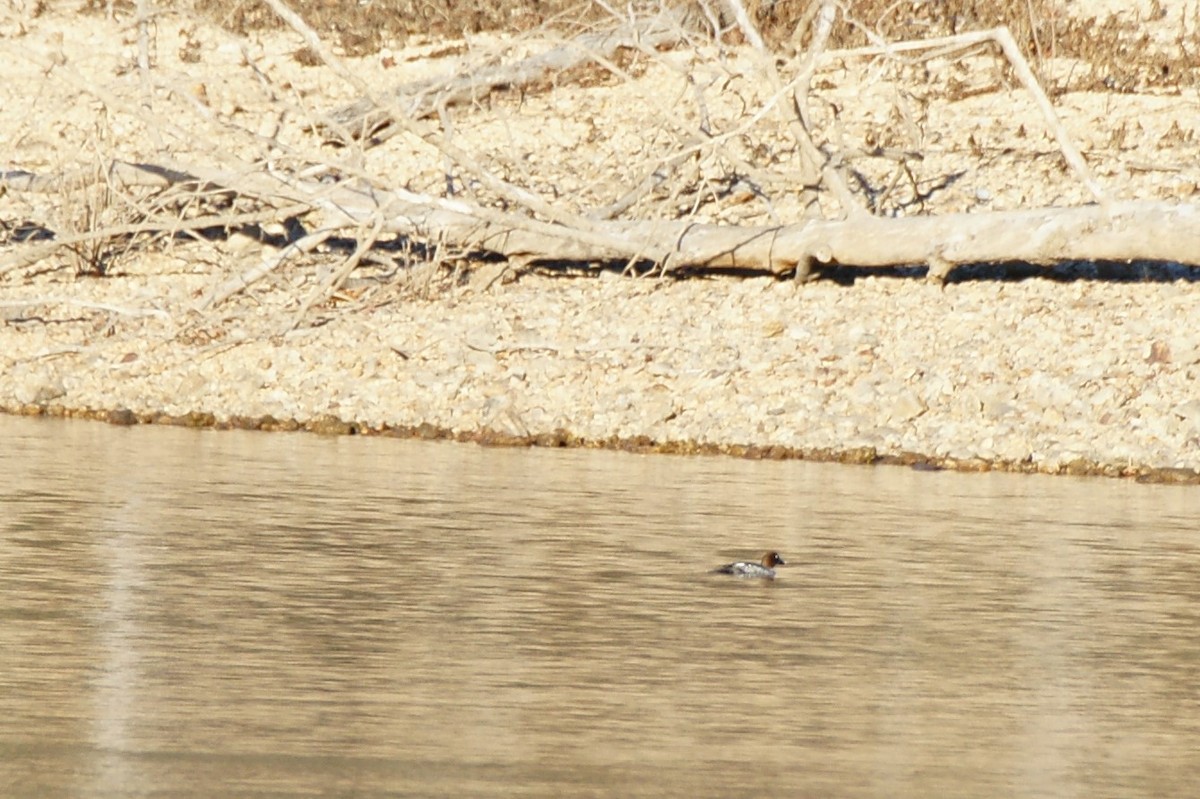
[1172,399,1200,426]
[889,391,926,423]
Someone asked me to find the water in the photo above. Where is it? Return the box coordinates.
[1,414,1198,797]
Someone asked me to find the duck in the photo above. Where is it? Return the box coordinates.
[713,551,786,579]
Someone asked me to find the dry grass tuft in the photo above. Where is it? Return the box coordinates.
[192,0,603,56]
[64,0,1192,90]
[108,0,1188,92]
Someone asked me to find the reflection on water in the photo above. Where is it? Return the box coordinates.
[1,415,1199,797]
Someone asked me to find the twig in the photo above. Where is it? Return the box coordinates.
[199,228,333,310]
[822,28,1108,208]
[0,201,312,275]
[258,0,372,96]
[0,298,171,320]
[321,5,694,143]
[793,0,837,131]
[136,0,153,110]
[724,0,859,217]
[286,211,385,331]
[571,36,817,224]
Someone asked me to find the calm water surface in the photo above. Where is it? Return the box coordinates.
[1,415,1199,797]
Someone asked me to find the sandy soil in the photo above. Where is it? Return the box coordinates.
[2,2,1199,482]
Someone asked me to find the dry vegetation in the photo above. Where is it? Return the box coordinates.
[3,0,1198,317]
[71,0,1198,88]
[174,0,1199,93]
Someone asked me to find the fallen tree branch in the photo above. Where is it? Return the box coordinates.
[9,155,1196,288]
[819,27,1107,208]
[263,0,640,244]
[285,210,385,331]
[320,5,697,144]
[167,159,653,262]
[725,0,856,215]
[0,298,171,319]
[0,161,203,193]
[3,4,1190,317]
[0,198,311,275]
[365,198,1200,281]
[176,161,1198,281]
[199,227,333,310]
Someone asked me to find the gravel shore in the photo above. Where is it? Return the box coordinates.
[3,264,1199,483]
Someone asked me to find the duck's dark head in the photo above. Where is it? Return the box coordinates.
[762,552,786,568]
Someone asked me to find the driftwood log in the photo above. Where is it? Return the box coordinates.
[4,161,1195,284]
[182,169,1200,280]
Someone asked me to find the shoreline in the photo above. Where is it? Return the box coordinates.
[4,400,1200,486]
[4,270,1199,487]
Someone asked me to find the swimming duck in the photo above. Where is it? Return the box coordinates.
[713,551,786,579]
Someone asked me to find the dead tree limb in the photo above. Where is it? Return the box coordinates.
[366,198,1200,281]
[320,5,697,144]
[8,157,1197,287]
[174,161,1197,280]
[820,27,1107,208]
